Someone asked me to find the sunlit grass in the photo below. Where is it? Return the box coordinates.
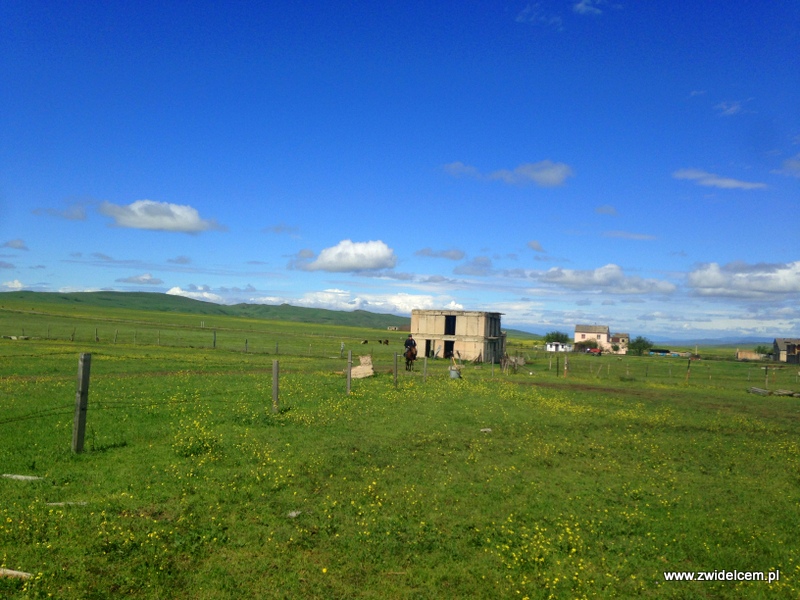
[1,305,799,598]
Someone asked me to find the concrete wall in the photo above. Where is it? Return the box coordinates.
[411,310,505,362]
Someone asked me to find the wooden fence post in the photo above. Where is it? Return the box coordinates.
[72,353,91,453]
[423,356,428,383]
[346,351,352,395]
[272,360,280,413]
[394,353,398,389]
[213,330,216,349]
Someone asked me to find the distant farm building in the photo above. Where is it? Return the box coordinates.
[773,338,800,363]
[410,309,505,363]
[736,349,766,361]
[574,325,628,355]
[546,342,573,352]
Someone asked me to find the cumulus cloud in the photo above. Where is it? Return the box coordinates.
[100,200,225,233]
[540,264,676,294]
[298,240,397,272]
[2,239,28,251]
[443,160,574,187]
[116,273,163,285]
[415,247,465,261]
[166,286,224,303]
[2,279,24,290]
[687,261,800,298]
[673,169,767,190]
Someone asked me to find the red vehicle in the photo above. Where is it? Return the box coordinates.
[586,348,602,356]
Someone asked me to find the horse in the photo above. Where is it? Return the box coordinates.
[404,346,417,371]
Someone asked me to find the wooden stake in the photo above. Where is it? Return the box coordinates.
[347,351,352,395]
[72,353,91,453]
[272,360,279,413]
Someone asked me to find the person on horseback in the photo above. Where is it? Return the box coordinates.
[404,334,417,370]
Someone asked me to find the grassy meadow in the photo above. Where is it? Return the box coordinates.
[1,296,799,598]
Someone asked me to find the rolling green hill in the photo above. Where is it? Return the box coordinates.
[0,291,411,329]
[0,291,541,338]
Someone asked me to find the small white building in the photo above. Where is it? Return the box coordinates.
[546,342,573,352]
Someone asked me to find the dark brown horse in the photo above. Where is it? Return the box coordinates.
[404,346,417,371]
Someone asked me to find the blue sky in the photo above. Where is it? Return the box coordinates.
[2,1,798,340]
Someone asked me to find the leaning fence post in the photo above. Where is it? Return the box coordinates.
[271,360,280,413]
[72,353,91,453]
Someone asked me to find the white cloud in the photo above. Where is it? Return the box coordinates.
[415,247,466,260]
[453,256,494,276]
[263,223,300,236]
[443,160,574,187]
[249,289,462,315]
[540,264,676,294]
[595,204,617,216]
[489,161,574,187]
[2,279,24,290]
[527,240,545,252]
[442,161,480,178]
[515,5,564,29]
[168,255,192,265]
[33,202,88,221]
[2,239,28,251]
[166,286,225,303]
[714,100,745,116]
[673,169,767,190]
[100,200,224,233]
[302,240,397,272]
[573,0,603,15]
[688,261,800,298]
[603,230,657,241]
[116,273,163,285]
[773,154,800,178]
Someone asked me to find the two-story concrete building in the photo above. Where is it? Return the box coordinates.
[410,309,505,363]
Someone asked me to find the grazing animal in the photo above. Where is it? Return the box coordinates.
[404,346,417,371]
[360,339,368,344]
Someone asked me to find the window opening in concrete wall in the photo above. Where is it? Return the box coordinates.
[444,315,456,335]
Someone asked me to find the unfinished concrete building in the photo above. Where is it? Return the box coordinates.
[410,309,506,363]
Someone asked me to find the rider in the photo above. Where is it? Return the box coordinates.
[404,334,417,355]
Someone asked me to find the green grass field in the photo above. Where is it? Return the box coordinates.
[1,296,799,598]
